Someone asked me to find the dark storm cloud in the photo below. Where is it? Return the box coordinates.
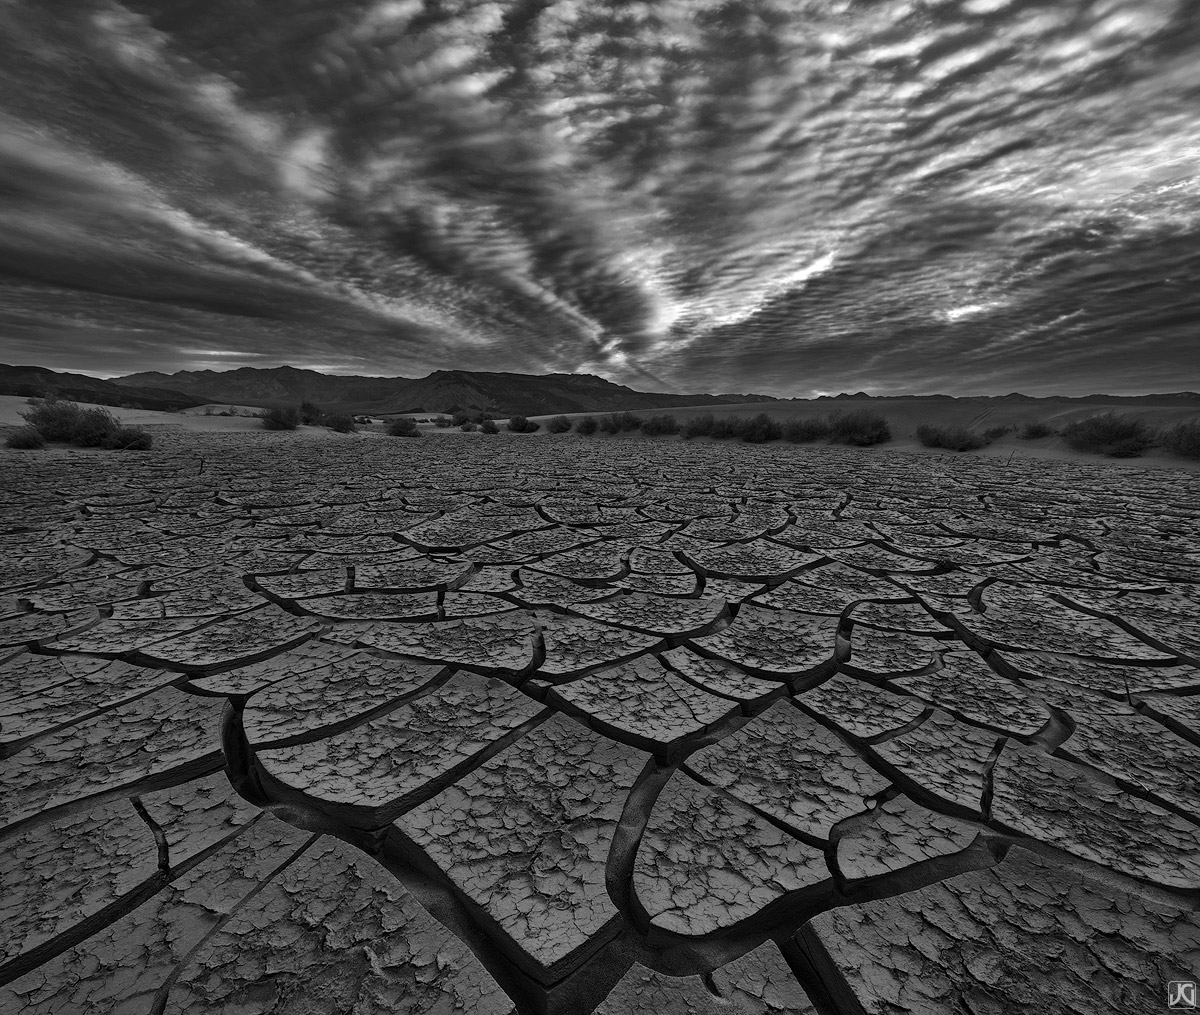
[0,0,1198,393]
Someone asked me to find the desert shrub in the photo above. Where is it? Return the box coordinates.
[739,412,783,443]
[682,413,715,438]
[450,411,471,427]
[827,409,891,446]
[982,425,1012,441]
[710,415,744,440]
[641,414,680,436]
[1060,413,1154,457]
[102,425,153,450]
[71,407,121,447]
[1019,421,1055,439]
[20,396,83,441]
[782,417,830,443]
[5,427,44,449]
[916,424,989,451]
[546,415,572,433]
[433,416,452,428]
[259,406,301,431]
[575,416,598,435]
[1162,420,1200,458]
[299,400,322,425]
[617,411,642,431]
[322,413,358,433]
[459,421,477,432]
[507,415,540,433]
[598,413,622,434]
[480,418,499,434]
[386,417,421,437]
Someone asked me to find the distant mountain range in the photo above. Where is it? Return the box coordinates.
[4,363,1198,415]
[0,364,197,411]
[108,366,780,416]
[0,363,778,416]
[812,390,1200,404]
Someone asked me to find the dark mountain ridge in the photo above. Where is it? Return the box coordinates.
[0,364,198,410]
[111,365,781,416]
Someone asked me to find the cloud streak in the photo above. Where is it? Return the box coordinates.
[1,0,1198,394]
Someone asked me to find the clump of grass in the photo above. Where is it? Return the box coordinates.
[546,415,572,433]
[681,413,715,438]
[5,427,44,449]
[916,424,989,451]
[739,412,782,443]
[507,415,540,433]
[299,400,322,425]
[1061,412,1155,457]
[480,418,499,434]
[641,414,680,436]
[1162,420,1200,459]
[982,425,1012,441]
[259,406,301,431]
[20,396,83,441]
[575,416,598,435]
[385,417,422,437]
[598,413,622,434]
[782,417,830,442]
[1019,421,1055,439]
[322,413,358,433]
[102,425,153,450]
[827,409,891,446]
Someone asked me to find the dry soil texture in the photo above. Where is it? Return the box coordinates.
[2,428,1199,1014]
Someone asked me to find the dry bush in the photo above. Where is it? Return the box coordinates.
[1020,421,1055,439]
[710,415,743,439]
[641,414,680,436]
[682,413,715,438]
[260,406,301,431]
[1061,413,1155,457]
[782,417,830,442]
[507,415,540,433]
[916,424,989,451]
[575,416,598,435]
[739,413,783,443]
[71,407,121,447]
[386,417,422,437]
[103,425,153,450]
[20,396,83,441]
[827,409,891,446]
[1162,420,1200,459]
[546,415,572,433]
[5,427,44,449]
[322,413,358,433]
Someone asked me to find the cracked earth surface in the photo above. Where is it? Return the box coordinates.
[1,429,1199,1014]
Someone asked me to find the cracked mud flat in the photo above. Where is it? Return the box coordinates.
[2,429,1199,1014]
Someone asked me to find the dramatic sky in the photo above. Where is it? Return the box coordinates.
[1,0,1198,396]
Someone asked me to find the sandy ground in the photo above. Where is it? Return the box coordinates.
[3,393,1198,472]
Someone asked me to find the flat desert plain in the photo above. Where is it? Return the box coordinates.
[1,416,1199,1014]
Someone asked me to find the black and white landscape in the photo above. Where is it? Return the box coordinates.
[2,3,1200,1014]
